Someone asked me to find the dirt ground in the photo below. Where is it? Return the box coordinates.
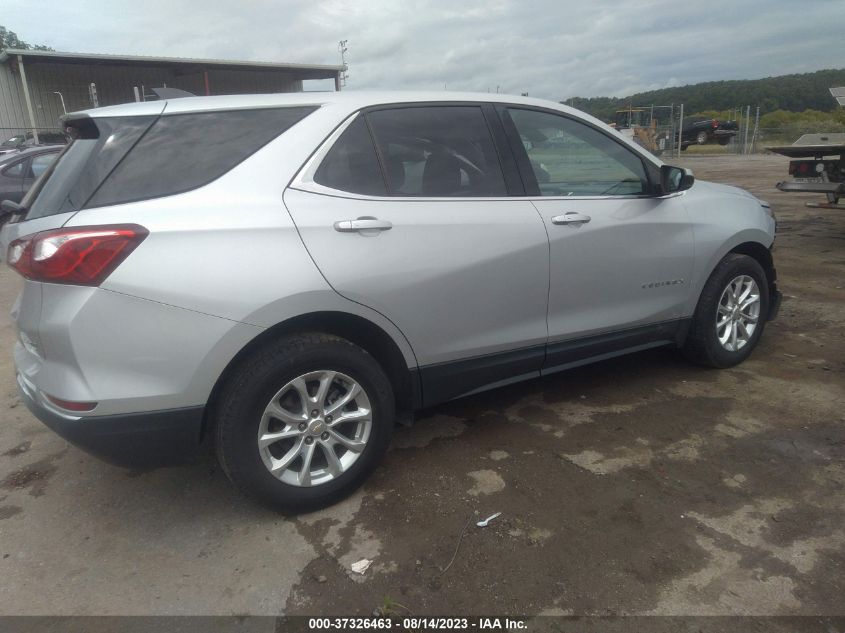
[0,154,843,617]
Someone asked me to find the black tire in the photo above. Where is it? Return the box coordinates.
[696,131,709,145]
[214,333,394,513]
[682,254,769,368]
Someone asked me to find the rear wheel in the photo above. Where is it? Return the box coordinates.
[696,131,709,145]
[682,254,769,368]
[214,333,394,513]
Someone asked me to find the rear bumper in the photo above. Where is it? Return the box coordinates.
[17,373,204,468]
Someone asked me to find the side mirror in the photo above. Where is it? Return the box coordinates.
[660,165,694,194]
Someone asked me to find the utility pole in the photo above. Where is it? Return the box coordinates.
[338,40,349,89]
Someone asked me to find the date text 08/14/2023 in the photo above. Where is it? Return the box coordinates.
[307,617,528,630]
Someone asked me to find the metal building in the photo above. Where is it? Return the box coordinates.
[0,49,343,141]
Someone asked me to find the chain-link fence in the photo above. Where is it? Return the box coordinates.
[678,127,845,155]
[620,104,845,158]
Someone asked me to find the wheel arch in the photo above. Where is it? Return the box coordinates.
[201,311,419,441]
[729,241,775,285]
[683,233,776,330]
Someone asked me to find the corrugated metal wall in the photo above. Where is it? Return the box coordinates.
[0,58,308,136]
[0,63,29,134]
[205,68,301,94]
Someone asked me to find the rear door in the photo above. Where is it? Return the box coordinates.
[284,104,550,404]
[502,107,694,370]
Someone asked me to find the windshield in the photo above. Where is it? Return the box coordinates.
[1,135,25,148]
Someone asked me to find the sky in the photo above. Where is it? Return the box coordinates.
[2,0,844,100]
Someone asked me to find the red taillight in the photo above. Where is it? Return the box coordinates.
[7,224,147,286]
[712,119,718,128]
[44,393,97,412]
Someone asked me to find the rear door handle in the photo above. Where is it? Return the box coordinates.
[551,212,591,226]
[333,217,393,233]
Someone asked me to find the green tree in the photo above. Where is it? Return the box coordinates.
[0,25,54,51]
[565,68,845,122]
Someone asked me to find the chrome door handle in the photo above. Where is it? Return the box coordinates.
[551,212,591,226]
[333,217,393,233]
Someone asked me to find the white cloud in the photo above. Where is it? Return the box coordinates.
[3,0,843,100]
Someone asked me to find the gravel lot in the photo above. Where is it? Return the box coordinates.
[0,154,843,617]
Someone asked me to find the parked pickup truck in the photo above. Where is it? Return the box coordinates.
[681,117,739,150]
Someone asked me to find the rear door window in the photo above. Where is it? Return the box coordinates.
[366,106,507,197]
[313,117,386,196]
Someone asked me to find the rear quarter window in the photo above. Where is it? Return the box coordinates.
[87,106,316,208]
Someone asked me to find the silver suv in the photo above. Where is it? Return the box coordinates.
[1,92,780,512]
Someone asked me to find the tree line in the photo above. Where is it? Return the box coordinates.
[0,25,54,51]
[565,68,845,123]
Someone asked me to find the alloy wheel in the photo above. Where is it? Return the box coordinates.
[716,275,760,352]
[257,370,372,487]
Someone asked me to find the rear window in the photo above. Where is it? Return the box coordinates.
[23,117,155,219]
[23,106,316,218]
[2,135,25,148]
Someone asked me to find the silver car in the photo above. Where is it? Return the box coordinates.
[1,92,780,512]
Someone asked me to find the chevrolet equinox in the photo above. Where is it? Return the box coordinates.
[0,92,781,512]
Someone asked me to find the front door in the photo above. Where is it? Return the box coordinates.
[503,107,695,370]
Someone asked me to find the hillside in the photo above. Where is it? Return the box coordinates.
[565,68,845,122]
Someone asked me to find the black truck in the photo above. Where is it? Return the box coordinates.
[680,116,739,150]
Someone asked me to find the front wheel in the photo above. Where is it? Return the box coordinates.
[696,131,709,145]
[682,254,769,368]
[214,333,394,513]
